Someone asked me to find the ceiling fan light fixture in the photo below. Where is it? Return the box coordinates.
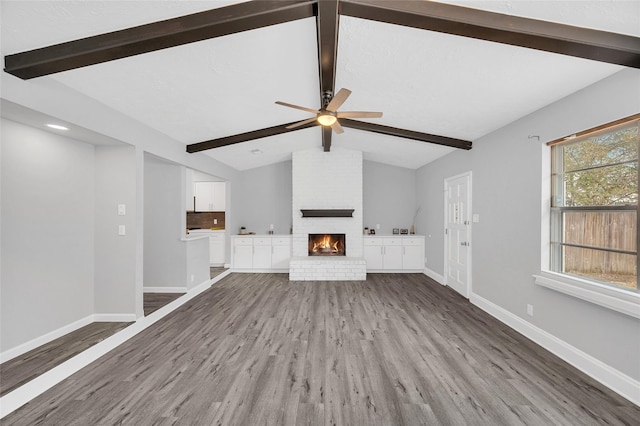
[317,113,337,126]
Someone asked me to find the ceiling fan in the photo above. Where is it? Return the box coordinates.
[276,88,382,134]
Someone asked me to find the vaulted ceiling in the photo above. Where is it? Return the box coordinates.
[2,1,639,170]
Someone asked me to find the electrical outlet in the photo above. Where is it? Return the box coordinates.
[118,225,126,236]
[214,219,218,225]
[376,224,380,230]
[527,304,534,316]
[191,274,195,283]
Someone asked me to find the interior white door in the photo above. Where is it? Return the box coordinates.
[445,172,471,297]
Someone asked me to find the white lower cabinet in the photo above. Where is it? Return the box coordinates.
[401,238,424,270]
[252,238,272,269]
[188,230,226,266]
[271,237,292,269]
[232,237,254,269]
[364,236,425,271]
[232,235,291,270]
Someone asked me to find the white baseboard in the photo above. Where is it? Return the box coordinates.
[470,292,640,407]
[93,313,137,322]
[143,286,188,293]
[423,267,445,285]
[0,315,94,364]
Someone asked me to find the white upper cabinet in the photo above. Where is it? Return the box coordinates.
[194,181,226,211]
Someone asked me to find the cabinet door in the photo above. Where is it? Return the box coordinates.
[233,245,253,269]
[212,182,226,211]
[271,238,291,269]
[364,245,384,270]
[209,234,225,265]
[194,182,214,211]
[383,245,403,270]
[253,245,272,269]
[402,245,423,270]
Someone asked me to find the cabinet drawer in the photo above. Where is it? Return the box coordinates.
[383,238,402,246]
[233,237,253,246]
[253,237,271,246]
[272,237,291,246]
[209,234,224,241]
[364,237,383,245]
[402,238,424,246]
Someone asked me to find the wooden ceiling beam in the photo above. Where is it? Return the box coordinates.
[4,0,316,79]
[316,0,340,151]
[340,0,640,69]
[340,118,472,150]
[186,120,318,153]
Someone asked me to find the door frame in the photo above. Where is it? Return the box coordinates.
[443,171,473,298]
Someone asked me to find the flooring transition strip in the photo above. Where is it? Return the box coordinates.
[0,269,232,419]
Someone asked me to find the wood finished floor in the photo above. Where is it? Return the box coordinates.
[0,322,131,398]
[3,273,638,425]
[144,293,185,316]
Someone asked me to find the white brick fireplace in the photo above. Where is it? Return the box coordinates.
[289,148,366,280]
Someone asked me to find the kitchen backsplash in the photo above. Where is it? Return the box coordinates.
[187,211,225,230]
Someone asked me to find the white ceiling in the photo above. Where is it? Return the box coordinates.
[1,0,638,170]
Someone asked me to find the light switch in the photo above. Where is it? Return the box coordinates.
[118,225,126,236]
[118,204,126,216]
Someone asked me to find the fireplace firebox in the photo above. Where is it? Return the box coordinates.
[308,234,346,256]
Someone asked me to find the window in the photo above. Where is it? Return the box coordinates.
[550,116,638,291]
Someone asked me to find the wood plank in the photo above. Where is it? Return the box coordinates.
[3,273,639,425]
[143,292,184,316]
[4,1,316,79]
[0,322,131,397]
[340,0,640,68]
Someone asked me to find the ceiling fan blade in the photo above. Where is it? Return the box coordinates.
[337,111,383,118]
[275,101,320,115]
[326,88,351,112]
[331,120,344,134]
[286,117,319,129]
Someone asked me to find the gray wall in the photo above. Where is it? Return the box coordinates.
[363,160,417,235]
[143,155,187,287]
[232,159,418,237]
[94,145,138,317]
[1,119,95,351]
[415,69,640,381]
[233,161,293,235]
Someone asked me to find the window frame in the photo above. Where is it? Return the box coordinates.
[536,115,639,318]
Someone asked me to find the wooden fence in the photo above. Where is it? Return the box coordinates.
[564,211,637,274]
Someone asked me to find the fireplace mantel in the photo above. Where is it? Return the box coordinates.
[300,209,354,218]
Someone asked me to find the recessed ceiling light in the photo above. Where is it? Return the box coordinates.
[250,149,263,155]
[46,124,69,131]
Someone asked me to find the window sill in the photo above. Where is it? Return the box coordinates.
[534,271,640,319]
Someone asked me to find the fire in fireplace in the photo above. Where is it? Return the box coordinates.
[308,234,346,256]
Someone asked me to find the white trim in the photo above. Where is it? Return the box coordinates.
[92,313,138,322]
[423,267,445,285]
[143,286,188,293]
[0,315,94,363]
[534,271,640,319]
[0,278,215,419]
[470,291,640,406]
[231,269,289,273]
